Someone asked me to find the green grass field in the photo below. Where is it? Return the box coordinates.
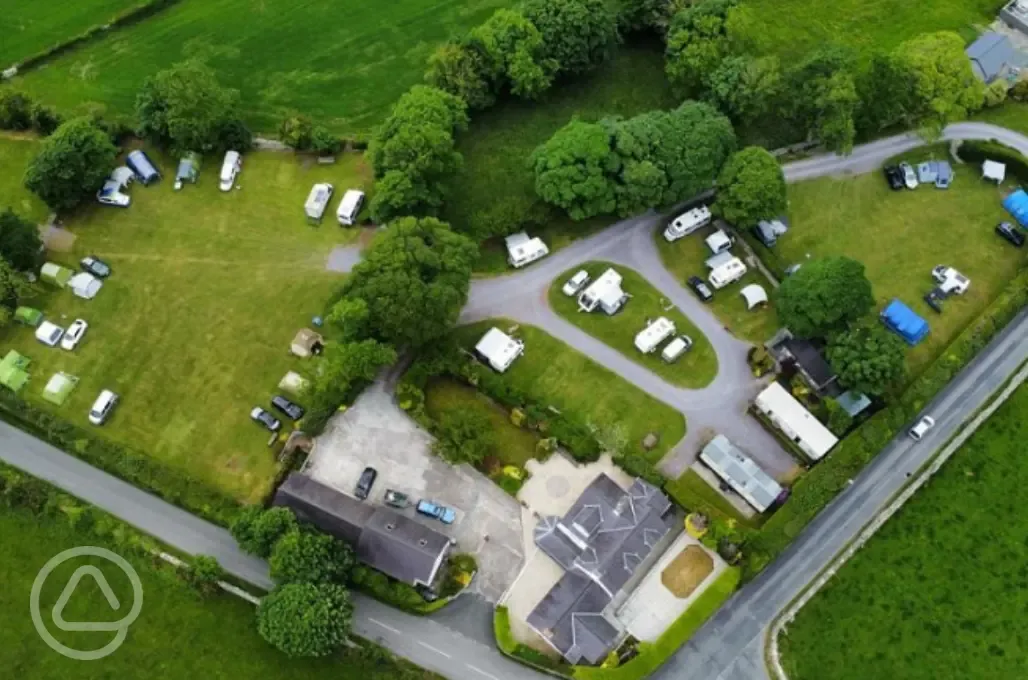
[0,0,142,66]
[781,381,1028,680]
[1,144,372,502]
[10,0,510,135]
[0,506,438,680]
[454,320,686,465]
[548,261,718,389]
[655,225,780,345]
[0,134,49,221]
[772,148,1026,377]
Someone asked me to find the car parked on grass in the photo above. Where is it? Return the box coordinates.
[60,319,88,351]
[899,162,918,189]
[687,276,713,302]
[271,395,305,420]
[562,270,590,296]
[661,336,693,363]
[883,165,904,191]
[908,415,935,441]
[416,499,456,524]
[35,321,64,347]
[80,256,111,279]
[250,406,281,432]
[384,489,410,509]
[96,182,130,207]
[88,390,119,425]
[996,221,1025,247]
[355,467,377,500]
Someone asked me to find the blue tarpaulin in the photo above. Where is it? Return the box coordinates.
[881,299,929,346]
[1002,189,1028,227]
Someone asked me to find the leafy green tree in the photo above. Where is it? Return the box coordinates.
[231,506,298,558]
[215,118,254,153]
[855,53,917,134]
[471,9,555,99]
[664,0,738,96]
[311,126,341,155]
[309,338,397,399]
[257,582,353,658]
[326,297,371,341]
[426,40,495,110]
[269,529,355,584]
[783,47,859,153]
[774,256,874,338]
[706,55,782,123]
[827,323,907,397]
[341,217,478,347]
[433,410,494,465]
[0,90,34,130]
[370,170,440,223]
[136,60,243,154]
[24,117,117,212]
[716,147,786,227]
[186,555,225,597]
[0,208,43,271]
[619,0,684,34]
[531,119,619,220]
[30,103,62,136]
[0,258,31,310]
[893,31,984,135]
[279,114,314,149]
[523,0,618,76]
[983,79,1009,109]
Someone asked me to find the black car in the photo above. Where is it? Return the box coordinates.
[355,467,377,500]
[250,406,281,432]
[687,276,713,302]
[996,221,1025,247]
[271,395,305,420]
[923,289,944,314]
[80,255,112,278]
[883,165,904,191]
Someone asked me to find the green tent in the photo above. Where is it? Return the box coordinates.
[42,372,78,406]
[41,262,73,288]
[0,350,30,392]
[14,306,43,327]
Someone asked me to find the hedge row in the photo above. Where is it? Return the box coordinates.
[494,606,574,677]
[740,265,1028,580]
[0,389,240,526]
[349,554,477,615]
[958,140,1028,185]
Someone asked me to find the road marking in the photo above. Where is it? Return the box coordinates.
[466,664,500,680]
[417,640,451,658]
[367,618,402,635]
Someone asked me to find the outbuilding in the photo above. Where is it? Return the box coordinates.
[881,299,929,345]
[578,268,629,315]
[474,327,525,373]
[505,232,549,268]
[305,183,335,223]
[699,435,784,513]
[754,382,838,461]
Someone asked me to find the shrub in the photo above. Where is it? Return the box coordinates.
[185,555,224,597]
[279,114,314,149]
[433,409,494,465]
[269,528,355,584]
[257,582,353,657]
[349,565,429,613]
[30,103,62,135]
[231,506,298,558]
[311,126,341,155]
[0,90,34,130]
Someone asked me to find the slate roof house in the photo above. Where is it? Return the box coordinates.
[526,474,679,665]
[274,473,453,588]
[767,330,839,396]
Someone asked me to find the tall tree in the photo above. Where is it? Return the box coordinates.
[523,0,618,77]
[0,258,31,311]
[774,256,874,338]
[893,31,984,135]
[470,10,556,99]
[23,117,116,212]
[257,583,353,658]
[855,53,917,134]
[827,323,907,397]
[706,55,782,123]
[531,119,619,220]
[230,506,298,558]
[0,89,33,130]
[784,47,859,153]
[0,208,43,271]
[425,40,495,110]
[664,0,738,96]
[341,217,478,347]
[269,529,356,585]
[716,147,786,227]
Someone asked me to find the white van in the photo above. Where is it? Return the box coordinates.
[88,390,119,425]
[661,336,693,363]
[663,206,712,242]
[219,151,241,191]
[337,189,366,226]
[709,257,747,289]
[634,317,676,354]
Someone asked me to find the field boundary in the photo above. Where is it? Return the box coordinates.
[765,359,1028,680]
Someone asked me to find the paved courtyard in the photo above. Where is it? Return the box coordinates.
[304,380,524,602]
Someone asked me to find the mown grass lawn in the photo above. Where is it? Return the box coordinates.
[548,261,717,389]
[769,147,1026,378]
[0,0,141,66]
[0,134,49,222]
[1,144,372,502]
[654,225,780,345]
[454,319,686,465]
[10,0,511,136]
[781,382,1028,680]
[0,506,438,680]
[665,468,761,528]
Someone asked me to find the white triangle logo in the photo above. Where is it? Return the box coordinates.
[51,566,123,632]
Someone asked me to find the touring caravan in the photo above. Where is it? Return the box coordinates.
[708,257,747,289]
[505,232,550,268]
[336,189,366,226]
[578,268,628,315]
[634,317,676,354]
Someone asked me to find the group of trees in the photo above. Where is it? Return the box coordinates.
[0,89,62,136]
[531,100,736,220]
[232,506,357,658]
[278,114,341,155]
[24,117,118,212]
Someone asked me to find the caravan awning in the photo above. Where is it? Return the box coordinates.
[740,284,768,310]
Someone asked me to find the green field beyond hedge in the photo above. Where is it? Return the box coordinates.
[0,0,141,66]
[781,381,1028,680]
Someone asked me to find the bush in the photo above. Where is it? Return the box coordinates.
[433,409,494,465]
[311,126,341,155]
[257,582,353,658]
[279,114,314,149]
[0,90,34,130]
[30,103,62,136]
[231,506,297,558]
[349,565,431,613]
[269,528,355,584]
[185,555,224,597]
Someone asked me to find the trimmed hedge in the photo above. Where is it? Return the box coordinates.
[494,606,574,676]
[958,140,1028,185]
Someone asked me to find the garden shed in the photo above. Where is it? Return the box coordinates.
[0,350,30,392]
[1002,188,1028,227]
[15,307,43,326]
[881,299,929,346]
[41,262,73,288]
[42,372,78,406]
[69,272,102,300]
[290,328,324,358]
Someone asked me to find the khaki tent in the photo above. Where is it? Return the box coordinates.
[41,262,73,288]
[42,372,79,406]
[290,329,324,358]
[278,371,310,395]
[0,350,30,392]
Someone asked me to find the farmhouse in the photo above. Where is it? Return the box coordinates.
[699,435,784,513]
[754,382,838,461]
[578,268,629,315]
[475,327,525,373]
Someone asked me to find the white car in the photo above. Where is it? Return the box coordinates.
[88,390,119,425]
[899,162,918,190]
[562,270,590,296]
[931,265,970,295]
[219,150,242,191]
[908,415,935,441]
[35,321,65,347]
[96,181,131,207]
[60,319,88,350]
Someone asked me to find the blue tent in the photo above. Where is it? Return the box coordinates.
[881,299,929,346]
[1002,189,1028,227]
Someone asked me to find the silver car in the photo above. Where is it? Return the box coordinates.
[899,162,918,190]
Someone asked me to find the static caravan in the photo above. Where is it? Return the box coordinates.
[663,205,712,242]
[126,151,160,185]
[505,232,550,268]
[634,317,676,354]
[578,268,628,315]
[708,257,747,289]
[336,189,366,226]
[474,328,525,373]
[305,183,335,223]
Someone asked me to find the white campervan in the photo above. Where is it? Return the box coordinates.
[663,205,712,242]
[634,317,676,354]
[709,257,747,289]
[219,151,241,191]
[336,189,365,226]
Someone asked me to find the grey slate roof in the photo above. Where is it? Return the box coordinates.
[783,337,838,393]
[527,474,676,665]
[274,473,451,587]
[966,32,1023,83]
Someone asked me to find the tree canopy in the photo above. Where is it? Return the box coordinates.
[426,40,495,110]
[892,32,984,135]
[784,47,859,153]
[269,529,355,585]
[827,323,907,397]
[530,119,620,220]
[706,55,782,123]
[24,117,117,212]
[0,208,44,272]
[716,146,786,227]
[257,582,353,658]
[523,0,618,77]
[470,10,555,99]
[340,217,478,347]
[774,256,874,338]
[230,506,298,558]
[664,0,738,96]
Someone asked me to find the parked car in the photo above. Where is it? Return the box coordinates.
[35,321,64,347]
[686,276,713,302]
[250,406,281,432]
[88,390,119,426]
[899,162,918,189]
[883,165,904,191]
[80,256,111,279]
[416,499,456,524]
[355,467,378,500]
[751,222,777,248]
[220,151,242,191]
[60,319,88,350]
[96,182,130,207]
[384,489,411,509]
[661,336,693,363]
[908,415,935,441]
[996,221,1025,247]
[562,270,590,296]
[271,395,305,420]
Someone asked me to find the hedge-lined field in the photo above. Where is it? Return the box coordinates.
[0,0,141,66]
[0,135,48,221]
